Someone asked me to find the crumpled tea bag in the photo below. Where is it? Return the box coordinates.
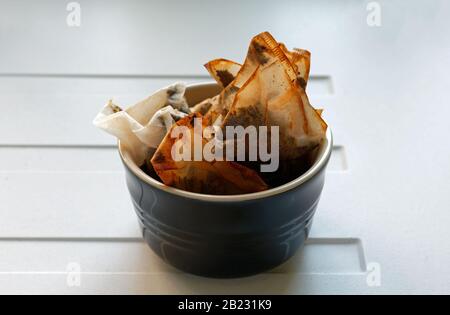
[194,32,301,123]
[151,113,268,194]
[221,45,326,160]
[93,83,189,165]
[194,31,326,161]
[204,42,311,91]
[222,65,325,160]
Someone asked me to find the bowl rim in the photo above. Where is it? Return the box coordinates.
[118,82,333,202]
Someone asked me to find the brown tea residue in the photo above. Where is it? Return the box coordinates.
[111,103,123,113]
[152,151,166,164]
[225,104,264,127]
[297,77,307,89]
[216,70,235,88]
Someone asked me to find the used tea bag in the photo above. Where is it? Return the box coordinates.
[192,33,276,121]
[93,83,189,165]
[195,32,300,123]
[151,113,268,194]
[204,43,311,91]
[221,52,326,160]
[192,31,325,161]
[197,33,327,160]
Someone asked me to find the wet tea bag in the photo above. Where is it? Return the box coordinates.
[151,113,268,194]
[192,31,325,161]
[195,32,301,123]
[221,42,326,160]
[93,83,189,165]
[209,34,327,160]
[204,43,311,91]
[191,33,268,121]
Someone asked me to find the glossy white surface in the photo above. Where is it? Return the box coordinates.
[0,0,449,294]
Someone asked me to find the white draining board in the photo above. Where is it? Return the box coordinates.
[0,0,449,294]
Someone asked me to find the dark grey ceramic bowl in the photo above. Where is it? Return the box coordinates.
[119,82,333,278]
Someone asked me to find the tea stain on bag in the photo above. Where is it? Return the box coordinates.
[93,83,189,165]
[151,113,268,195]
